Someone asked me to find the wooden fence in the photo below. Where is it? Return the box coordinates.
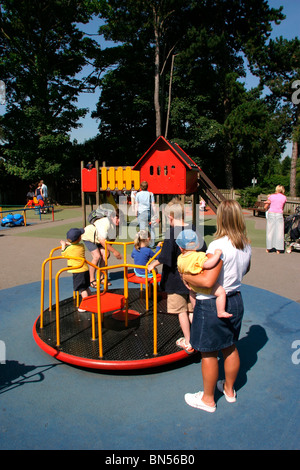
[219,190,300,215]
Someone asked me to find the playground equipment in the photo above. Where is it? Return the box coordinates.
[285,205,300,253]
[80,136,225,228]
[33,241,191,371]
[0,204,54,227]
[132,136,225,212]
[81,160,140,226]
[1,213,24,227]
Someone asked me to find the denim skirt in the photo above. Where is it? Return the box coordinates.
[190,291,244,352]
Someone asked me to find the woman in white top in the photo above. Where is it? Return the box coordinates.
[182,200,251,413]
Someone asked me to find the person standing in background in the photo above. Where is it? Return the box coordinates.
[40,180,48,204]
[264,185,286,254]
[135,181,156,247]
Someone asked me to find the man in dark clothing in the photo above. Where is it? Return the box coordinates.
[148,198,206,354]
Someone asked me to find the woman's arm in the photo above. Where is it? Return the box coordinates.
[182,254,223,289]
[264,195,271,210]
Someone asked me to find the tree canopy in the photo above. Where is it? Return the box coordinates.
[0,0,97,181]
[92,0,294,188]
[0,0,299,196]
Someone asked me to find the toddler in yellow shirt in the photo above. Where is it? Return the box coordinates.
[61,228,91,311]
[176,230,232,319]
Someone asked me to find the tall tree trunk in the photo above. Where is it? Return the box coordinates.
[290,106,299,197]
[165,54,175,139]
[224,143,234,189]
[290,140,298,197]
[153,8,161,138]
[223,95,234,188]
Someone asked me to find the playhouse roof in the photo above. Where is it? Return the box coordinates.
[132,136,201,171]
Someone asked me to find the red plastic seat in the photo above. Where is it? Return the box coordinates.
[127,271,161,310]
[79,292,125,314]
[127,272,161,285]
[79,292,126,342]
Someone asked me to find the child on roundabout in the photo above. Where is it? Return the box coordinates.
[131,229,162,278]
[60,228,91,312]
[176,229,232,319]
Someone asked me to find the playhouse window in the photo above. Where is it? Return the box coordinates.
[164,166,168,175]
[150,166,154,175]
[157,166,161,175]
[171,165,176,175]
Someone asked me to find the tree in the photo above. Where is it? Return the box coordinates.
[94,0,198,142]
[165,0,285,188]
[249,36,300,196]
[0,0,97,182]
[93,0,285,188]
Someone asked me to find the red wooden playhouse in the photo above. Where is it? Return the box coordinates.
[133,135,224,211]
[132,136,199,195]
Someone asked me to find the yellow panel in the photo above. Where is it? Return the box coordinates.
[101,167,108,190]
[116,167,124,190]
[124,167,132,190]
[132,170,140,190]
[107,167,116,190]
[100,166,140,191]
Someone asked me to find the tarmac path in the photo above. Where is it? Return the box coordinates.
[1,210,299,302]
[1,207,299,451]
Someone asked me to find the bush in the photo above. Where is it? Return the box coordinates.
[238,187,265,207]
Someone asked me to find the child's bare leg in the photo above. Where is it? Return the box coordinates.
[189,291,196,323]
[81,287,91,299]
[211,284,232,318]
[78,288,91,312]
[178,311,192,345]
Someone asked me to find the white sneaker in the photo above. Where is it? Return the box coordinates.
[78,308,86,313]
[184,391,216,413]
[217,380,236,403]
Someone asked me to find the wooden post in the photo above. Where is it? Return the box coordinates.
[95,160,100,207]
[81,161,86,227]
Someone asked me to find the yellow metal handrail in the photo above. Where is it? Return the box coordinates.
[39,242,160,358]
[107,240,162,310]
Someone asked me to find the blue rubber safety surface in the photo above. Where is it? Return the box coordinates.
[0,276,299,450]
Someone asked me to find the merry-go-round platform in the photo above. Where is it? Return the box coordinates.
[33,287,189,371]
[33,243,191,371]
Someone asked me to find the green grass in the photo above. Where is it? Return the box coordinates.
[17,222,83,240]
[13,210,266,248]
[202,217,266,248]
[9,206,83,240]
[245,219,266,247]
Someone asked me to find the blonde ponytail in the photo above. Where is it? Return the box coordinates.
[134,230,151,250]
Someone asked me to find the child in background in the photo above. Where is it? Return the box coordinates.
[131,230,161,278]
[61,228,91,312]
[176,230,232,319]
[200,198,206,211]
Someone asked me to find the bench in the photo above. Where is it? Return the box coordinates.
[248,201,267,217]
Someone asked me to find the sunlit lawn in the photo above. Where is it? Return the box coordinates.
[12,206,266,249]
